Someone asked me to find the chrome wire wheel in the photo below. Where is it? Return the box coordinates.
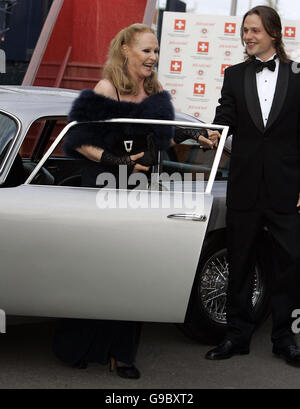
[199,248,262,325]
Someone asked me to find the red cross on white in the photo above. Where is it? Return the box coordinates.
[225,22,236,34]
[170,60,182,72]
[221,64,231,75]
[284,26,296,38]
[197,42,209,53]
[194,83,205,95]
[174,19,186,31]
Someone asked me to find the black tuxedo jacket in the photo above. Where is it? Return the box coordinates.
[214,60,300,213]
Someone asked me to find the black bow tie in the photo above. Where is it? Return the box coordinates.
[255,58,276,73]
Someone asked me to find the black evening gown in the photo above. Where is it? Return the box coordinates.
[53,130,149,367]
[53,319,141,366]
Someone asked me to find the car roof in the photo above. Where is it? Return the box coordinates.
[0,86,202,123]
[0,86,80,120]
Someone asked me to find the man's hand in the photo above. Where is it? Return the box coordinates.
[207,130,221,148]
[297,193,300,214]
[197,134,215,149]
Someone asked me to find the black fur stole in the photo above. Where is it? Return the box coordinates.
[63,89,174,158]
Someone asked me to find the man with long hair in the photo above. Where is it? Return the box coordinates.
[205,6,300,366]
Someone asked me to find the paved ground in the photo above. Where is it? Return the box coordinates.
[0,317,299,389]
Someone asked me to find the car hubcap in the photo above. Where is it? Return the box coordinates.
[199,249,262,324]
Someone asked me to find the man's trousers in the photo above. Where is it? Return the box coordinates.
[226,190,300,347]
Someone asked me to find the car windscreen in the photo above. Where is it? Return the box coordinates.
[0,112,18,169]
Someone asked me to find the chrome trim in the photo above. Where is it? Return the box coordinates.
[167,213,207,221]
[0,109,22,177]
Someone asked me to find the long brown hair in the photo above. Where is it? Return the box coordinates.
[103,23,160,96]
[241,5,289,63]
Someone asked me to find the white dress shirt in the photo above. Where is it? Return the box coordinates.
[256,54,279,127]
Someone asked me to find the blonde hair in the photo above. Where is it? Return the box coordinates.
[103,24,160,96]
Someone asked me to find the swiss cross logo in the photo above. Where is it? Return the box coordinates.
[284,26,296,38]
[193,83,205,95]
[170,60,182,73]
[174,19,186,31]
[225,22,236,34]
[197,41,209,54]
[221,64,231,75]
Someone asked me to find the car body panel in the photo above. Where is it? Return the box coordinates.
[0,86,228,324]
[0,86,79,117]
[0,184,212,322]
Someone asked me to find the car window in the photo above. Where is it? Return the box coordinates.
[20,118,68,159]
[25,121,230,190]
[0,112,18,170]
[1,117,69,188]
[20,117,73,186]
[162,139,230,182]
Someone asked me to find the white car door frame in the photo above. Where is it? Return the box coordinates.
[0,120,228,323]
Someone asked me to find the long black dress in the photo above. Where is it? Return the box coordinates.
[52,88,174,367]
[53,319,141,366]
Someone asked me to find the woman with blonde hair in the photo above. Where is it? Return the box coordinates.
[53,23,175,379]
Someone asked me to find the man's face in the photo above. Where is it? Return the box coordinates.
[242,13,276,61]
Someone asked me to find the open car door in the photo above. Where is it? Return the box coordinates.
[0,119,228,323]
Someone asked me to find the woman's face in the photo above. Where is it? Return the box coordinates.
[125,32,159,81]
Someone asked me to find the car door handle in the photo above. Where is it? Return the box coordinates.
[167,213,207,221]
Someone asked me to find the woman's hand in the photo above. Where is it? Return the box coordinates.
[174,127,219,150]
[130,152,150,173]
[76,146,149,172]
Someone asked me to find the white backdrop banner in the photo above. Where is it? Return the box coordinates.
[158,12,300,123]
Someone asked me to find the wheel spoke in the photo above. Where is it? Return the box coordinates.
[203,292,227,304]
[211,260,227,281]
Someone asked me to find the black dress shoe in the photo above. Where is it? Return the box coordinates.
[109,358,141,379]
[115,365,141,379]
[205,340,250,360]
[272,344,300,367]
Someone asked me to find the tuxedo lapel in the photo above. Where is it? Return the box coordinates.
[265,62,289,131]
[244,61,264,133]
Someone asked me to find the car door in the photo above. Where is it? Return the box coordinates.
[0,119,228,323]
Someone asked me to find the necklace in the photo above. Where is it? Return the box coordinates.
[124,140,133,153]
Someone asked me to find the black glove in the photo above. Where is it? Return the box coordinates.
[100,150,135,172]
[174,127,208,144]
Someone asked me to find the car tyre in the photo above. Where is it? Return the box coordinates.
[178,231,271,345]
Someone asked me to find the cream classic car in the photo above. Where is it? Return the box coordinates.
[0,86,270,343]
